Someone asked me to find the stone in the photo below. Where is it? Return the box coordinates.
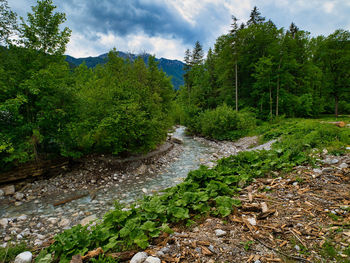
[80,215,97,226]
[15,192,25,200]
[214,229,227,237]
[47,217,58,224]
[312,168,322,174]
[247,217,257,226]
[2,185,15,195]
[14,251,32,263]
[59,218,70,227]
[322,168,334,174]
[130,252,148,263]
[294,245,301,251]
[171,137,183,144]
[137,164,147,175]
[330,159,339,164]
[0,189,4,197]
[0,218,8,228]
[339,163,348,169]
[145,256,161,263]
[17,215,27,221]
[142,188,148,194]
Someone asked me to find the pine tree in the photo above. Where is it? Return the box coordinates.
[288,22,299,38]
[191,41,204,65]
[230,15,238,35]
[247,6,265,26]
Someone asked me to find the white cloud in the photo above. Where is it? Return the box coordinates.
[66,31,188,60]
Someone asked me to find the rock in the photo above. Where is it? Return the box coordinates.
[47,217,58,224]
[312,168,322,174]
[145,256,161,263]
[294,245,301,251]
[34,240,43,247]
[15,192,25,201]
[0,189,4,197]
[17,215,27,221]
[14,251,32,263]
[2,185,15,195]
[142,188,148,194]
[136,164,147,175]
[214,229,227,237]
[247,217,257,226]
[339,163,348,169]
[80,215,97,226]
[4,236,11,241]
[322,167,334,174]
[0,218,8,228]
[130,252,148,263]
[171,137,183,144]
[59,218,70,227]
[254,260,261,263]
[330,159,339,164]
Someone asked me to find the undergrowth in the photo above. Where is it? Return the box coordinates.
[36,120,349,262]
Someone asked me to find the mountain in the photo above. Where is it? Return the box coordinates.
[65,51,185,89]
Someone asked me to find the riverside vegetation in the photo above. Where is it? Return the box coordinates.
[0,0,350,262]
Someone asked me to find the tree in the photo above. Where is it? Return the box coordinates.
[247,6,265,26]
[0,0,17,45]
[19,0,71,55]
[191,41,204,65]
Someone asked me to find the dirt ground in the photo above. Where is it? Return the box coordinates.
[133,154,350,263]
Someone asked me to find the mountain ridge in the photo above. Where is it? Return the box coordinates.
[65,51,185,89]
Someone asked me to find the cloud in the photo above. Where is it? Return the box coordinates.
[7,0,350,60]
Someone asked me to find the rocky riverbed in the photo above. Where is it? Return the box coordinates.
[0,127,273,248]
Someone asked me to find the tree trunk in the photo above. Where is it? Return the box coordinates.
[335,94,339,118]
[276,60,281,117]
[235,61,238,111]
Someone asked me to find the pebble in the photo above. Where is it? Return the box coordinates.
[2,185,15,195]
[339,163,348,169]
[17,215,27,221]
[14,251,32,263]
[247,217,257,226]
[15,192,25,200]
[130,252,148,263]
[312,168,322,174]
[0,189,4,197]
[0,218,8,228]
[80,215,97,226]
[214,229,227,237]
[59,218,70,227]
[322,168,334,174]
[145,256,161,263]
[294,245,301,251]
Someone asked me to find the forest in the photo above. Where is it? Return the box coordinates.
[1,1,350,262]
[177,7,350,139]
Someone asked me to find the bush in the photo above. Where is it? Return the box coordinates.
[198,104,256,140]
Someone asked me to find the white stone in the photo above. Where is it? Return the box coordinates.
[247,217,257,226]
[14,251,32,263]
[130,252,148,263]
[214,229,227,237]
[145,256,161,263]
[59,218,70,227]
[0,218,8,228]
[80,215,97,226]
[339,163,348,169]
[15,192,25,200]
[0,189,4,197]
[312,168,322,174]
[142,188,148,193]
[2,185,15,195]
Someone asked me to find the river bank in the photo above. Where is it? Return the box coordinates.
[0,127,271,248]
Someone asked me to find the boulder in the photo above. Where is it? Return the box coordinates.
[171,137,183,144]
[14,251,32,263]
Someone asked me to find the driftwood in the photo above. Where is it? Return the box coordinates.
[53,193,89,206]
[0,158,69,184]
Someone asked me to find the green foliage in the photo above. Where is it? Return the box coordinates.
[47,119,349,262]
[185,104,256,140]
[0,242,29,263]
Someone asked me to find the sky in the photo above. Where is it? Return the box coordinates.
[8,0,350,61]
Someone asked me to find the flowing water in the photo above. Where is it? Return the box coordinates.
[1,126,219,220]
